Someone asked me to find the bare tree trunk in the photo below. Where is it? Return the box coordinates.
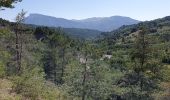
[19,31,23,72]
[82,57,87,100]
[18,31,22,75]
[54,62,57,84]
[15,24,23,75]
[15,27,21,74]
[52,47,57,85]
[61,47,65,84]
[15,9,26,75]
[140,32,145,91]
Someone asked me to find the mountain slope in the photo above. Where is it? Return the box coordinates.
[97,16,170,99]
[63,28,101,39]
[100,16,170,46]
[25,14,139,31]
[26,24,102,39]
[109,16,170,36]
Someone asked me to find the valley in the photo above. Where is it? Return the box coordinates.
[0,0,170,100]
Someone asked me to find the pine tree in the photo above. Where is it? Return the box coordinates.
[14,9,26,74]
[0,0,22,9]
[64,43,113,100]
[127,26,165,99]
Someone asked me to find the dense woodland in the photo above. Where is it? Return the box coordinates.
[0,1,170,100]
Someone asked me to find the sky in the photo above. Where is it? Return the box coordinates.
[0,0,170,21]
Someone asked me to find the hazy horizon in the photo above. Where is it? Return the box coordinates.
[26,13,141,21]
[1,0,170,21]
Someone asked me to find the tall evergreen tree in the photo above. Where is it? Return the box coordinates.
[14,9,26,74]
[125,26,165,99]
[64,43,113,100]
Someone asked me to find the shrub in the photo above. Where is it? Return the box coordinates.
[12,67,45,99]
[11,67,72,100]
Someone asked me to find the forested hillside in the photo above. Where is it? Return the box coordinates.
[0,1,170,100]
[63,28,101,39]
[96,16,170,99]
[24,24,102,39]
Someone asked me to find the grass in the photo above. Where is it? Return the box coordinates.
[0,78,22,100]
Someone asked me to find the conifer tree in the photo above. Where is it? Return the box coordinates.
[14,9,26,74]
[64,43,113,100]
[0,0,22,9]
[127,26,165,99]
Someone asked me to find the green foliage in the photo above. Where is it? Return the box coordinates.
[12,67,45,99]
[0,28,11,77]
[0,16,170,100]
[0,50,10,77]
[63,28,101,39]
[64,59,113,100]
[0,28,11,37]
[36,27,73,84]
[0,0,22,8]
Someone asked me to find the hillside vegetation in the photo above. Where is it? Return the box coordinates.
[1,14,170,100]
[0,2,170,99]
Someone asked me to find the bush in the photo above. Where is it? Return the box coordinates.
[12,67,45,99]
[0,62,5,78]
[11,67,72,100]
[0,50,11,78]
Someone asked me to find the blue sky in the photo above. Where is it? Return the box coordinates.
[1,0,170,21]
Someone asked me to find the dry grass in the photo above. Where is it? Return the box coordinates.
[0,78,21,100]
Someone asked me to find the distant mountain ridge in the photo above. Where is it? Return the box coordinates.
[25,14,140,31]
[101,16,170,42]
